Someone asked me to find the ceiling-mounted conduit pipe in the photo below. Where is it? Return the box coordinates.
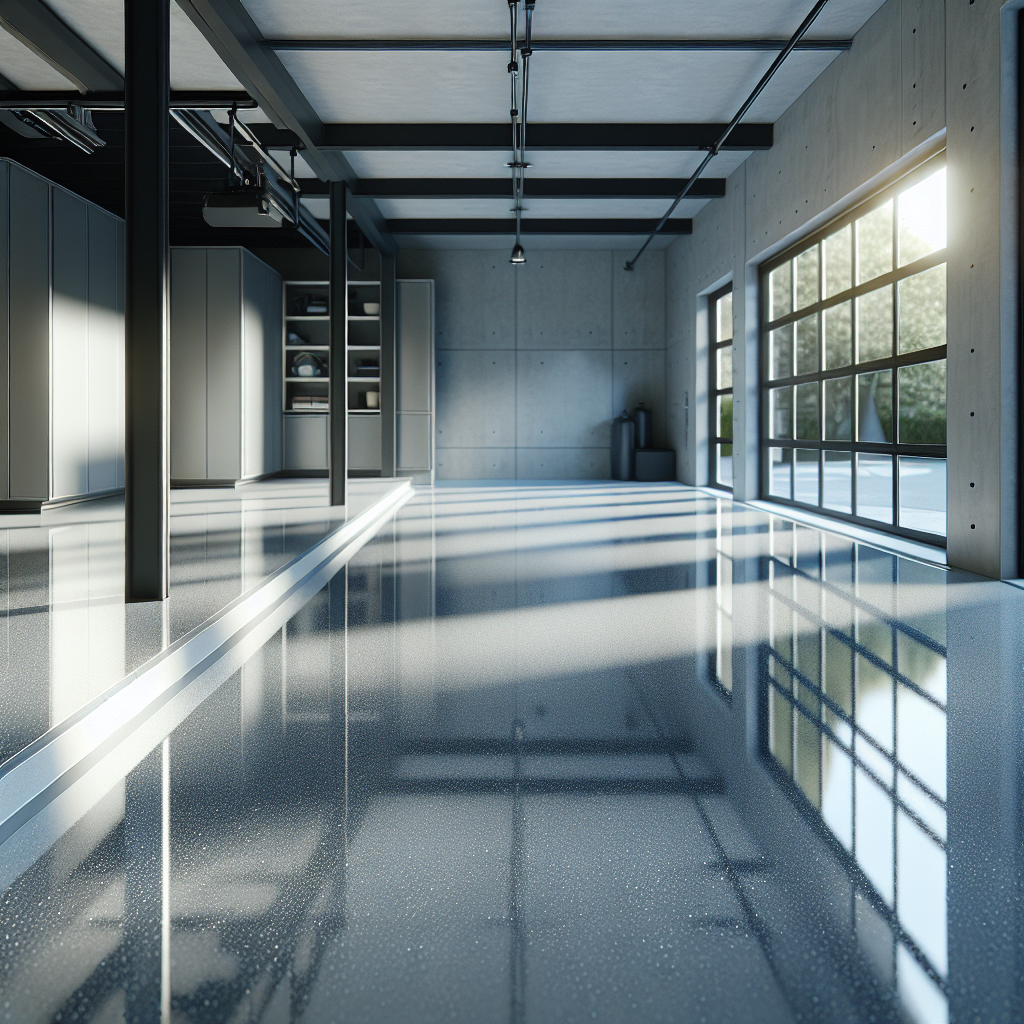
[624,0,831,271]
[508,0,534,264]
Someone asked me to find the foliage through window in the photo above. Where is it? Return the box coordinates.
[760,157,947,541]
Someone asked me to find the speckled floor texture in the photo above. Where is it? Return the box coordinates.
[0,482,1014,1023]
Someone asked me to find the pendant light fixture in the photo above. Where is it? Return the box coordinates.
[507,0,533,265]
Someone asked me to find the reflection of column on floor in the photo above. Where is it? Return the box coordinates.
[123,739,170,1024]
[395,498,436,741]
[946,592,1021,1023]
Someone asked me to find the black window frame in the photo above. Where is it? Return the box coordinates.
[759,153,948,546]
[709,282,734,490]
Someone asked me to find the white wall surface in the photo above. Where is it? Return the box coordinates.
[398,249,667,480]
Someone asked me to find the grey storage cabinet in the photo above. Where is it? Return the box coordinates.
[170,247,282,484]
[396,280,435,482]
[0,159,125,510]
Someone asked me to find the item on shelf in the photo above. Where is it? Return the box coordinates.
[633,402,652,449]
[291,395,329,411]
[305,298,327,314]
[365,390,380,409]
[289,293,324,316]
[362,302,381,315]
[292,352,326,377]
[357,360,380,375]
[287,331,309,345]
[611,410,635,480]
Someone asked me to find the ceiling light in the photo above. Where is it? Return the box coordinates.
[510,242,526,264]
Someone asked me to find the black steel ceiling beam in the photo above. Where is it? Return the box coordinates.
[264,37,852,53]
[314,123,772,152]
[0,0,123,91]
[0,90,258,109]
[385,218,692,235]
[347,177,726,199]
[173,0,396,256]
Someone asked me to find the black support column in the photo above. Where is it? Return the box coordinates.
[124,0,170,601]
[329,181,348,505]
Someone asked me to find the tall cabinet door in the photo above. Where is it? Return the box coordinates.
[396,280,434,474]
[206,249,241,481]
[8,166,50,501]
[51,189,89,500]
[170,249,208,480]
[87,206,120,493]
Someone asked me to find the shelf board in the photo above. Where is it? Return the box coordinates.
[285,345,329,351]
[286,314,329,321]
[348,345,380,351]
[349,410,381,416]
[285,376,329,382]
[286,408,329,414]
[348,376,381,382]
[348,315,380,321]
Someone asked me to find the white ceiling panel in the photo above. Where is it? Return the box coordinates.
[0,27,76,89]
[278,51,509,123]
[526,51,840,124]
[370,198,711,220]
[341,149,752,181]
[242,0,886,42]
[44,0,244,90]
[276,48,838,124]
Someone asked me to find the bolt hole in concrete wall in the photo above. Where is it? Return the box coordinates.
[398,249,667,481]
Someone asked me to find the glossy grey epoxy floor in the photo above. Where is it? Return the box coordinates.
[2,483,1019,1023]
[0,479,399,766]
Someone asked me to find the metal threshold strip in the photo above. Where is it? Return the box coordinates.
[0,480,413,893]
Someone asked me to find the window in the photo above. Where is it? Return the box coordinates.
[763,518,947,1012]
[760,157,947,542]
[710,284,734,488]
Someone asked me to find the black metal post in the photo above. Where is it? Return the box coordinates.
[380,254,396,477]
[124,0,170,602]
[329,181,348,505]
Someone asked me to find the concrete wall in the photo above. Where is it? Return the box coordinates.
[397,249,666,480]
[666,0,1024,579]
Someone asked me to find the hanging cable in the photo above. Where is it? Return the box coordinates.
[623,0,831,271]
[508,0,533,264]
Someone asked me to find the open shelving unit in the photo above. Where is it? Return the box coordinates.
[283,281,329,413]
[347,280,382,416]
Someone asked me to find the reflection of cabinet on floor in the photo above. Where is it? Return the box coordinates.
[170,247,283,484]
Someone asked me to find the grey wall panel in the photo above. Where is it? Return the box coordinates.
[435,349,515,449]
[170,249,207,480]
[284,413,328,470]
[8,166,49,501]
[397,413,431,471]
[206,249,241,480]
[0,163,9,499]
[612,350,668,448]
[87,207,119,493]
[516,251,613,350]
[115,219,125,488]
[51,188,89,500]
[241,250,265,479]
[517,350,612,448]
[348,413,382,471]
[613,249,665,350]
[399,250,515,350]
[516,448,611,480]
[436,447,515,480]
[396,280,432,414]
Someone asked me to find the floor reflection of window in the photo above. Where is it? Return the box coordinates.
[762,517,947,1023]
[712,502,733,697]
[709,284,734,489]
